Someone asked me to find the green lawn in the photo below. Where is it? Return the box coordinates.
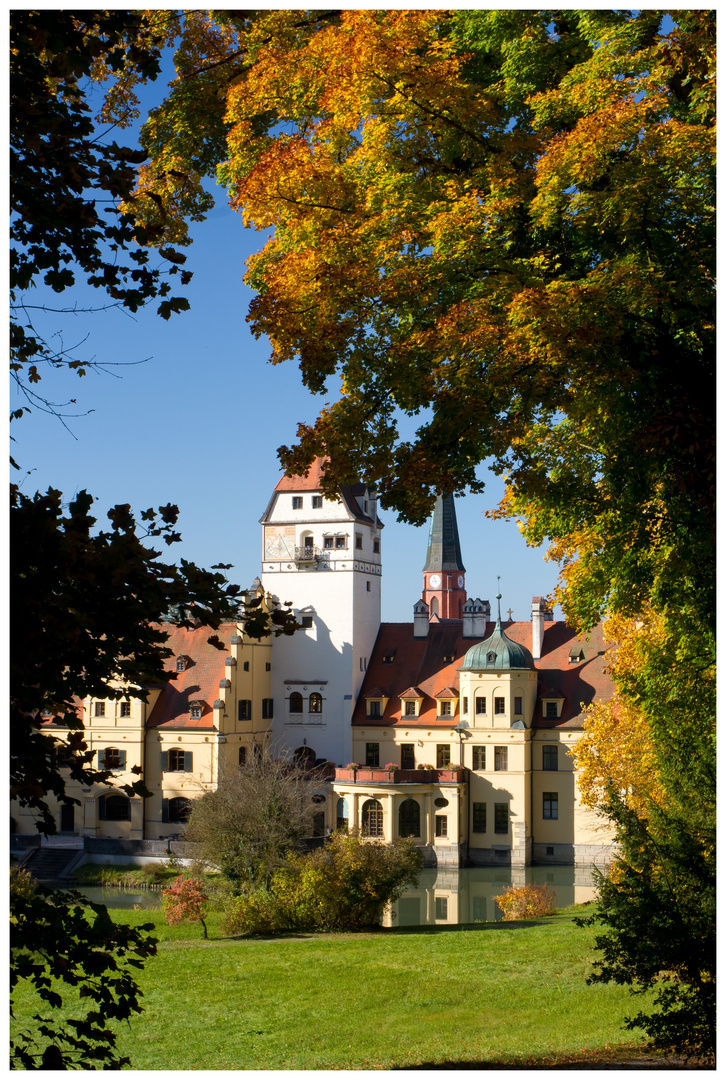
[12,906,653,1070]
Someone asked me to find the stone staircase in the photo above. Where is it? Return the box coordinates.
[23,846,80,883]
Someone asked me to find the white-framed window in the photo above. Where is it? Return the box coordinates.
[292,496,303,509]
[472,745,486,770]
[312,496,323,508]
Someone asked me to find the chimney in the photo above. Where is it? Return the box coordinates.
[463,597,487,638]
[413,598,429,638]
[532,596,546,660]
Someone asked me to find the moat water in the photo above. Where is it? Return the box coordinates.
[71,865,599,927]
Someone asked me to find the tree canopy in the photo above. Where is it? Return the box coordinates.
[118,10,715,1059]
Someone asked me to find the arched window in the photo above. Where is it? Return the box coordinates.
[309,692,322,713]
[336,797,349,831]
[100,794,130,821]
[362,798,384,837]
[289,692,303,713]
[398,798,420,838]
[169,797,192,824]
[430,597,439,617]
[238,746,247,767]
[293,745,315,767]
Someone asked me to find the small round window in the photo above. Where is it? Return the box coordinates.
[434,797,449,808]
[311,794,326,805]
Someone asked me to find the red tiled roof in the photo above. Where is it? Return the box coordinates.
[274,457,329,492]
[353,619,613,729]
[146,623,238,730]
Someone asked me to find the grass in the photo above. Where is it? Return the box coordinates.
[11,903,659,1070]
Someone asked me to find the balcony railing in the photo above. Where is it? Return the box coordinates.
[294,545,327,566]
[333,767,466,784]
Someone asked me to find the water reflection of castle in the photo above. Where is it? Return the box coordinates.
[384,866,599,927]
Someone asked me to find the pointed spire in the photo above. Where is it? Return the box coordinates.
[495,577,502,628]
[422,493,466,572]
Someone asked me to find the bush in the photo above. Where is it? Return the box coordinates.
[494,883,556,921]
[223,830,421,936]
[163,876,210,938]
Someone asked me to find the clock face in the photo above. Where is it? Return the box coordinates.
[429,574,441,588]
[458,575,464,588]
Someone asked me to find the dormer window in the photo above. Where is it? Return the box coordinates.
[190,703,203,720]
[569,646,585,664]
[382,653,396,664]
[443,654,455,663]
[400,688,424,717]
[365,689,389,717]
[487,652,496,663]
[541,691,565,719]
[176,656,190,673]
[436,687,459,717]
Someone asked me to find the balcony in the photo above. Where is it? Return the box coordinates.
[294,545,327,567]
[334,767,466,784]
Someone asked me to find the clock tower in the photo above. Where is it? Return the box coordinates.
[421,493,467,620]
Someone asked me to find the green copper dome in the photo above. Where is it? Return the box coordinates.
[460,593,535,672]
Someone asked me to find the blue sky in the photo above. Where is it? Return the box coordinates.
[10,42,563,626]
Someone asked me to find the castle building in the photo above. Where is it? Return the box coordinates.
[14,460,615,868]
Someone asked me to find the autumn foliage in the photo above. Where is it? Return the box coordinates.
[162,876,210,939]
[494,884,556,922]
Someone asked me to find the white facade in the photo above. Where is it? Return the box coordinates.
[260,477,382,765]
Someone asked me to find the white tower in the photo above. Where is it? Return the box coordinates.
[260,458,382,765]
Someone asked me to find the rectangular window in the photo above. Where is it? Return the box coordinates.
[366,580,371,592]
[546,701,559,718]
[463,696,468,714]
[119,701,131,718]
[494,746,508,771]
[436,744,451,768]
[404,700,417,716]
[543,792,559,820]
[168,748,186,772]
[368,700,381,716]
[373,538,380,554]
[335,536,346,549]
[94,702,105,717]
[292,496,303,509]
[401,744,415,770]
[301,615,314,629]
[312,495,323,508]
[472,746,486,770]
[514,696,523,715]
[542,744,558,771]
[494,803,509,834]
[323,537,334,549]
[475,697,486,714]
[439,700,451,716]
[494,697,505,715]
[238,700,252,722]
[473,896,487,922]
[266,662,271,671]
[435,815,448,838]
[435,896,448,919]
[190,705,202,720]
[262,698,273,719]
[365,743,380,767]
[355,534,363,550]
[472,802,487,833]
[243,660,250,671]
[383,653,395,664]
